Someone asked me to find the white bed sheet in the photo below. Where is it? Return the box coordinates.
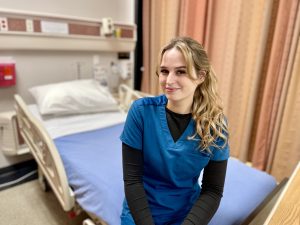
[27,104,127,139]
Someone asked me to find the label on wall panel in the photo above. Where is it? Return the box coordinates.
[41,21,68,34]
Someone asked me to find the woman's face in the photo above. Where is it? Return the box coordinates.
[159,48,203,111]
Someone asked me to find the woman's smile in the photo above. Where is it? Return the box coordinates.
[165,86,180,93]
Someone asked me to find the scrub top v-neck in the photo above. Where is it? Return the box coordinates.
[120,95,229,224]
[165,106,192,143]
[163,106,193,144]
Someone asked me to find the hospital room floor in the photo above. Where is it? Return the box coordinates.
[0,179,88,225]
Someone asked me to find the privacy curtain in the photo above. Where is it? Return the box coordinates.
[141,0,181,94]
[141,0,300,181]
[252,0,300,181]
[270,35,300,181]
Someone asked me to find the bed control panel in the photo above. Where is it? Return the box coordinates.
[0,111,29,156]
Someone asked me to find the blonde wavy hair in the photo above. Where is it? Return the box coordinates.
[158,37,229,151]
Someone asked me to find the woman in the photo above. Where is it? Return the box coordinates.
[120,37,230,225]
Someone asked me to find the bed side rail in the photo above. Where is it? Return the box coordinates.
[14,94,75,211]
[240,178,288,225]
[118,84,153,111]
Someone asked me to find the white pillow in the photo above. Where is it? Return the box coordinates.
[29,79,119,116]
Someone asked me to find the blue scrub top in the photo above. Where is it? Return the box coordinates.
[120,95,229,224]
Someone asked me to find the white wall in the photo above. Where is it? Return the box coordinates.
[0,0,134,23]
[0,0,135,168]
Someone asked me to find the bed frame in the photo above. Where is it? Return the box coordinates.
[14,84,150,225]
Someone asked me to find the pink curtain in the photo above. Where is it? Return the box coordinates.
[178,0,208,46]
[266,1,300,181]
[270,35,300,181]
[141,0,180,94]
[251,0,300,174]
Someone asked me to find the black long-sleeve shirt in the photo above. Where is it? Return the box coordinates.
[122,108,228,225]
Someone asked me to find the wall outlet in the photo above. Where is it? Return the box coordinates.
[26,19,34,32]
[0,17,8,31]
[101,17,114,35]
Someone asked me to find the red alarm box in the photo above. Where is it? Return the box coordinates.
[0,62,16,87]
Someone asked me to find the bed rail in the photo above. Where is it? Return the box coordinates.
[118,84,153,111]
[14,94,75,211]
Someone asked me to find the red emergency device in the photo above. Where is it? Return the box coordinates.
[0,62,16,87]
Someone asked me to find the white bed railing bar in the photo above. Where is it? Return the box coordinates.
[118,84,152,111]
[14,94,75,211]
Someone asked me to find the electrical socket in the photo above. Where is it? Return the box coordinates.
[0,17,8,31]
[26,19,34,32]
[101,17,114,35]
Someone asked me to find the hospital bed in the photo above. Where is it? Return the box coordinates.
[14,79,280,225]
